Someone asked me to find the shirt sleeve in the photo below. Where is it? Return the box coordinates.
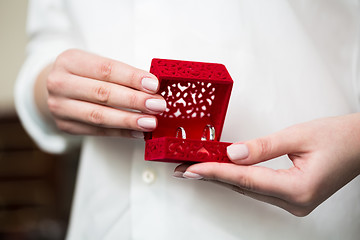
[14,0,83,154]
[357,33,360,110]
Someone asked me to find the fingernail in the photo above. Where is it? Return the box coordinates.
[145,99,166,112]
[227,144,249,161]
[131,131,144,139]
[137,117,156,130]
[142,77,158,93]
[183,171,203,180]
[173,171,185,178]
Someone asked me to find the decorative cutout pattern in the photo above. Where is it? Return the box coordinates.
[160,82,216,119]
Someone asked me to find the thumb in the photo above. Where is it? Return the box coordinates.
[227,128,301,165]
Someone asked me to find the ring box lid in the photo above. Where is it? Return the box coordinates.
[145,58,233,141]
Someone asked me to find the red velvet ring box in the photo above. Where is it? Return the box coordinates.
[144,58,233,163]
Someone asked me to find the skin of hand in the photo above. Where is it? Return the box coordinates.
[34,49,166,138]
[174,113,360,217]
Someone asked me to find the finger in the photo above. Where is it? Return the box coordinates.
[205,180,311,217]
[49,74,166,114]
[48,96,157,131]
[182,162,302,201]
[173,163,193,178]
[55,49,159,93]
[55,119,144,138]
[173,164,311,216]
[206,180,290,211]
[227,126,306,165]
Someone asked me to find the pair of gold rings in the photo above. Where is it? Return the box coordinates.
[175,124,215,141]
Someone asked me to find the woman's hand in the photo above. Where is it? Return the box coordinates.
[35,49,166,138]
[174,114,360,216]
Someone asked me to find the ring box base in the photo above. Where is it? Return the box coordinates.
[145,137,232,163]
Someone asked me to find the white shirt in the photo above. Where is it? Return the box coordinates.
[16,0,360,239]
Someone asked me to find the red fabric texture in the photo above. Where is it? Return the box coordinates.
[145,59,233,163]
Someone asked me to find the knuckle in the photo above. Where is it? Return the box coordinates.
[98,60,113,81]
[128,93,140,109]
[255,138,272,158]
[235,172,255,191]
[56,121,71,133]
[47,72,63,93]
[121,115,135,129]
[93,85,111,104]
[61,49,77,57]
[56,49,77,67]
[129,69,138,83]
[88,109,105,125]
[47,97,58,113]
[128,69,142,87]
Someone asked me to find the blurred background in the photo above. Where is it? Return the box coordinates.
[0,1,79,239]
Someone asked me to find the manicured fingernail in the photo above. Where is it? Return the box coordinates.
[183,171,203,180]
[173,171,185,178]
[227,144,249,161]
[137,117,156,130]
[131,131,144,139]
[142,77,158,93]
[145,99,166,112]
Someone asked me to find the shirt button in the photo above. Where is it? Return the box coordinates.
[142,169,156,184]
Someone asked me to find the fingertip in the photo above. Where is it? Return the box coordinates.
[173,163,193,179]
[137,117,157,131]
[227,143,249,163]
[174,163,192,173]
[141,77,159,93]
[173,171,185,179]
[184,162,221,178]
[183,171,204,180]
[145,98,167,113]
